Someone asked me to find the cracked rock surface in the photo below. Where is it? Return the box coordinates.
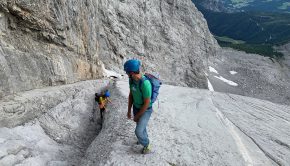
[0,80,110,165]
[82,81,290,165]
[0,80,289,165]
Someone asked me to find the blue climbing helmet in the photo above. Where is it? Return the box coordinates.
[124,59,141,73]
[104,90,110,97]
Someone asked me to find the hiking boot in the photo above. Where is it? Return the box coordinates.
[142,144,151,154]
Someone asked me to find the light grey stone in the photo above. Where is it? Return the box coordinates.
[0,0,219,99]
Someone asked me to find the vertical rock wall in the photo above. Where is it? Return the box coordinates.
[0,0,104,98]
[97,0,219,87]
[0,0,219,98]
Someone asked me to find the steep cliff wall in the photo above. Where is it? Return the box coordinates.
[0,0,219,98]
[97,0,218,87]
[0,0,106,98]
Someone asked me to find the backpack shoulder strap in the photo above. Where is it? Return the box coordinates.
[138,76,147,92]
[138,76,148,102]
[129,76,147,93]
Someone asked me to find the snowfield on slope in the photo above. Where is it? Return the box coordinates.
[82,81,290,166]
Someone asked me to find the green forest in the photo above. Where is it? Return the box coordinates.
[196,6,290,58]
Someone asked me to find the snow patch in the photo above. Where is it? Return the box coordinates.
[214,76,238,86]
[230,71,238,75]
[207,78,215,91]
[209,66,219,74]
[102,65,123,78]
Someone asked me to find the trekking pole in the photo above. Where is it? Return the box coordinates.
[158,98,160,109]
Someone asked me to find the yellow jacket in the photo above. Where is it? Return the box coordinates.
[98,96,107,109]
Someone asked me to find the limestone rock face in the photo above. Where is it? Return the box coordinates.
[0,0,219,98]
[0,0,105,98]
[97,0,219,87]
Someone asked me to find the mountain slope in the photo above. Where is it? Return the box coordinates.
[1,79,289,165]
[81,81,290,165]
[209,48,290,105]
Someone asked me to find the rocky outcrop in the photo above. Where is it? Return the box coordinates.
[0,0,219,99]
